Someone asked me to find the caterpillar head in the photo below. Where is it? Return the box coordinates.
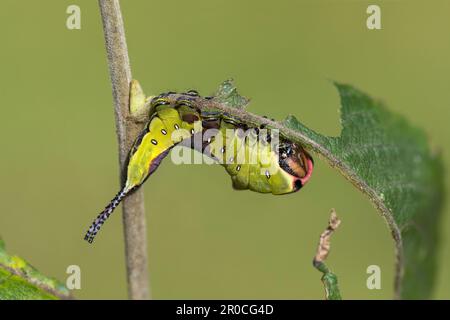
[278,142,314,191]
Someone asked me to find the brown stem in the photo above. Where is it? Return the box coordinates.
[98,0,150,300]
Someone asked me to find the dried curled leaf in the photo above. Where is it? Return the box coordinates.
[313,209,342,300]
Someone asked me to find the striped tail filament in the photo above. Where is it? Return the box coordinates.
[84,189,127,243]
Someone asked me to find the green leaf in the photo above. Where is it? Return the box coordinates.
[0,238,71,300]
[283,83,444,299]
[213,79,250,109]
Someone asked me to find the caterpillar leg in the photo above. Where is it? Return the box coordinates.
[84,188,128,243]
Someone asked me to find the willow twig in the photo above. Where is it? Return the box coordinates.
[98,0,150,300]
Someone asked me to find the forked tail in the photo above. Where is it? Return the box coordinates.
[84,188,128,243]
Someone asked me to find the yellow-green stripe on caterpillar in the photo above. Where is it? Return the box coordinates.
[84,83,313,243]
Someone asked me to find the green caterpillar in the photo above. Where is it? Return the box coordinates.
[84,88,314,243]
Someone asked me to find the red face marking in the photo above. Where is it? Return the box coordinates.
[299,156,314,185]
[280,146,314,192]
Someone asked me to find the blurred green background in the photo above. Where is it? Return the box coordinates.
[0,0,448,299]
